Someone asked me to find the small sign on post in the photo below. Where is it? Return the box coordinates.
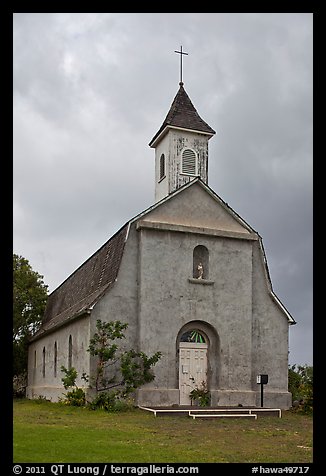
[257,374,268,407]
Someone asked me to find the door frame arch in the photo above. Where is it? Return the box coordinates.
[176,320,220,399]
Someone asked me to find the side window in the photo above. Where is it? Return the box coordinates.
[42,347,46,378]
[54,342,57,378]
[193,245,209,279]
[159,153,165,180]
[68,335,73,370]
[181,148,197,175]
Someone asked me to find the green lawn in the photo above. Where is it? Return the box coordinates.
[13,399,312,463]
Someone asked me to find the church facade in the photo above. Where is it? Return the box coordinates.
[27,81,295,408]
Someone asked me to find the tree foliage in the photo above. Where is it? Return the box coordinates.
[88,320,128,391]
[60,319,162,411]
[60,366,86,406]
[13,254,48,376]
[288,364,313,414]
[88,319,162,395]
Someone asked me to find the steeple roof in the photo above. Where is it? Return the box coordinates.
[149,83,216,147]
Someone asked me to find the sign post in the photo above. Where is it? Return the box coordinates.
[256,374,268,407]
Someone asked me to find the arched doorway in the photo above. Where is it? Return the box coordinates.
[178,330,208,405]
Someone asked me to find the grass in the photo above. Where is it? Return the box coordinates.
[13,399,312,463]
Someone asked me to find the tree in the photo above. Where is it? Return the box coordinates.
[13,254,48,376]
[288,364,313,414]
[60,319,162,410]
[88,319,162,395]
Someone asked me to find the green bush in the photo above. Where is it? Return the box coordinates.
[59,320,161,412]
[61,388,86,407]
[59,366,85,407]
[33,395,51,403]
[189,381,211,407]
[61,366,78,389]
[13,373,27,398]
[87,391,133,412]
[288,364,313,414]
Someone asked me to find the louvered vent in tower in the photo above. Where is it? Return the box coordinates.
[181,149,197,175]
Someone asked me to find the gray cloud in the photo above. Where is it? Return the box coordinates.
[13,13,313,366]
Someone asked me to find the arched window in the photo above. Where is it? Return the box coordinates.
[54,342,57,378]
[181,148,197,175]
[180,330,206,343]
[159,153,165,180]
[68,335,72,370]
[193,245,209,279]
[42,347,46,378]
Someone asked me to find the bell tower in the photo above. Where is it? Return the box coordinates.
[149,51,216,203]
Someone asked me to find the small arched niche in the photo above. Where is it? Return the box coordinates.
[193,245,209,279]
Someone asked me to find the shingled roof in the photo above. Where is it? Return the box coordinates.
[149,83,216,147]
[31,224,129,339]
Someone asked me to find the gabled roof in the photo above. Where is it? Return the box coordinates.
[31,224,129,340]
[31,178,295,341]
[149,83,216,147]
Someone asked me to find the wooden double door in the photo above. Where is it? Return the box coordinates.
[179,341,208,405]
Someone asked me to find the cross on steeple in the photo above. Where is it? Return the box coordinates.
[174,45,188,85]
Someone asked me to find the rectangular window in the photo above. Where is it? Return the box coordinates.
[54,342,57,378]
[68,335,72,370]
[42,347,46,378]
[159,154,165,180]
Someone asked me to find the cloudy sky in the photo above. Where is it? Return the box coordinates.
[13,13,313,366]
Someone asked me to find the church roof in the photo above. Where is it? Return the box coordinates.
[149,83,216,147]
[31,224,129,339]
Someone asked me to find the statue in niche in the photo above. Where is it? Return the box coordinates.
[197,262,204,279]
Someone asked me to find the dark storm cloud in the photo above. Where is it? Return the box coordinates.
[13,13,312,365]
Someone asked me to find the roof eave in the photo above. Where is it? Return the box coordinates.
[149,125,215,148]
[271,292,296,325]
[257,238,296,325]
[29,308,92,343]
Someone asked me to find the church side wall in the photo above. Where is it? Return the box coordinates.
[251,241,292,408]
[26,316,91,402]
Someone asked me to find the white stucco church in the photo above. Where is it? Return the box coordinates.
[27,74,296,408]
